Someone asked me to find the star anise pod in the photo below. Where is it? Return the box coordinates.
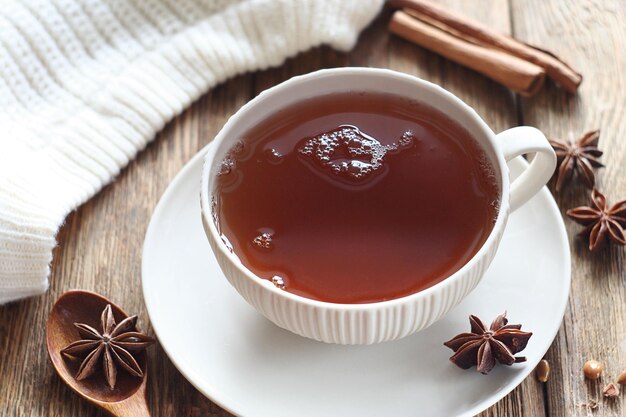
[566,188,626,252]
[443,312,533,375]
[61,304,155,389]
[549,130,603,192]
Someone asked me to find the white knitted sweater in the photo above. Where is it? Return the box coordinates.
[0,0,383,303]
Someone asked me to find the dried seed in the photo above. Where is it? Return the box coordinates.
[618,371,626,385]
[583,360,603,380]
[602,383,620,399]
[536,359,550,382]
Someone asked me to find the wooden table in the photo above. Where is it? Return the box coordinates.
[1,1,625,416]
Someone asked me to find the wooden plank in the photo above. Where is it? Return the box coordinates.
[511,0,626,416]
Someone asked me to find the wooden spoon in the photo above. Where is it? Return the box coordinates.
[46,290,151,417]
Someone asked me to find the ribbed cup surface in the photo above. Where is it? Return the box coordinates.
[203,213,506,345]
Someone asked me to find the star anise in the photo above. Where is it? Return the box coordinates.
[443,312,533,375]
[566,188,626,252]
[549,130,603,192]
[61,304,155,389]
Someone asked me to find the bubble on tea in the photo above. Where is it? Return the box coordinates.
[476,152,500,224]
[271,275,286,289]
[220,233,234,253]
[490,199,500,224]
[265,148,285,165]
[210,195,220,230]
[231,140,245,155]
[332,160,374,179]
[253,232,273,249]
[218,157,235,176]
[479,155,498,186]
[399,131,415,147]
[297,125,413,182]
[217,141,247,177]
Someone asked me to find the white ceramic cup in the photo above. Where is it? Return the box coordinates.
[200,68,556,345]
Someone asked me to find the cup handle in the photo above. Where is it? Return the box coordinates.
[496,126,556,212]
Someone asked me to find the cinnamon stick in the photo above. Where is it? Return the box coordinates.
[389,10,546,96]
[389,0,582,93]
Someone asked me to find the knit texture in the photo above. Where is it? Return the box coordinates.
[0,0,383,303]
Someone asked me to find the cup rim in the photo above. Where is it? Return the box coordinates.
[200,67,510,310]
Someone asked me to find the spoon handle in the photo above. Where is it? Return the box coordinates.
[104,396,151,417]
[101,384,151,417]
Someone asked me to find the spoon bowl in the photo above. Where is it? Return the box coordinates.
[47,290,151,417]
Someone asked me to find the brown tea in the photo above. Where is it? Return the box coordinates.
[213,92,499,304]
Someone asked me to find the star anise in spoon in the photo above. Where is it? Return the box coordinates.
[549,130,603,192]
[444,312,533,374]
[61,304,155,389]
[566,188,626,252]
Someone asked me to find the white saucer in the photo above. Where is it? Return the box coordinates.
[142,145,570,417]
